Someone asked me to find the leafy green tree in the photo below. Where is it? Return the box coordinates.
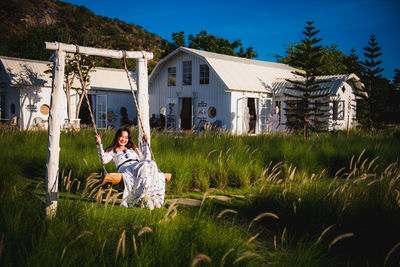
[163,30,257,59]
[171,31,186,47]
[163,31,186,56]
[356,34,387,130]
[284,21,330,138]
[188,30,241,56]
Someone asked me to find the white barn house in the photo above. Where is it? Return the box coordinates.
[0,56,138,130]
[149,47,362,134]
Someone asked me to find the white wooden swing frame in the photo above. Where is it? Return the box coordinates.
[44,42,153,217]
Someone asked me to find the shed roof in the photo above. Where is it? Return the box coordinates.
[0,56,136,91]
[272,74,363,96]
[149,47,297,93]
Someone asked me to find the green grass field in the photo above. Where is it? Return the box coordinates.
[1,128,400,266]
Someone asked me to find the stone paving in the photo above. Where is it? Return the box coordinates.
[166,194,246,207]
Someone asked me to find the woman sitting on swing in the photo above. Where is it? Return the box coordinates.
[95,128,171,210]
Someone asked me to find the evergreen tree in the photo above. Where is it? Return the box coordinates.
[276,43,348,75]
[393,69,400,91]
[344,48,363,77]
[284,21,330,138]
[356,34,386,130]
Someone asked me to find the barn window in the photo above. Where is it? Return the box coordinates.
[200,64,209,84]
[182,61,192,86]
[333,100,344,120]
[168,67,176,86]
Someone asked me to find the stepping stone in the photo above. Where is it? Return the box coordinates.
[207,195,231,201]
[166,198,202,207]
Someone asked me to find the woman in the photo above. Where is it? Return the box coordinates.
[95,128,170,210]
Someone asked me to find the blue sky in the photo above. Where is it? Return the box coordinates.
[63,0,400,79]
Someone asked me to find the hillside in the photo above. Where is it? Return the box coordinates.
[0,0,169,70]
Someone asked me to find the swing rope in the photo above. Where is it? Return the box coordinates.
[74,44,108,175]
[121,50,157,164]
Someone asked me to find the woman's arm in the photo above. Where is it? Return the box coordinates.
[95,135,113,164]
[140,134,151,161]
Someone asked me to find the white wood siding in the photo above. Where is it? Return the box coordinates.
[149,52,231,130]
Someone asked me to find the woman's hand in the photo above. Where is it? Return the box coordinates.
[142,134,148,142]
[95,134,102,144]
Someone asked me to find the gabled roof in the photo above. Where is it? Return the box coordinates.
[0,56,53,87]
[149,47,297,93]
[272,74,363,96]
[0,56,136,91]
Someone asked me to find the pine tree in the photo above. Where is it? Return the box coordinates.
[356,34,386,130]
[284,21,330,138]
[344,48,363,77]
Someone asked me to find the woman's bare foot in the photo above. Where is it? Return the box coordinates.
[165,173,172,182]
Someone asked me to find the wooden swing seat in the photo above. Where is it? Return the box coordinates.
[100,172,172,187]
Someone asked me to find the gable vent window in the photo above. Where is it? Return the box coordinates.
[182,61,192,86]
[168,67,176,86]
[200,64,209,84]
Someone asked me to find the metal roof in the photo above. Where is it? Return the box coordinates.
[0,56,136,91]
[149,47,297,93]
[272,74,363,96]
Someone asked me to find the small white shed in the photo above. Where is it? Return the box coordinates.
[272,74,363,131]
[0,56,138,130]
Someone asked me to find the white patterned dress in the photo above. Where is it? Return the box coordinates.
[98,142,165,209]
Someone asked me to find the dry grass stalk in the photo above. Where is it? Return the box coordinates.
[316,225,334,245]
[132,234,137,255]
[220,248,234,267]
[138,226,153,237]
[115,230,126,259]
[247,233,260,244]
[159,200,178,223]
[61,231,93,260]
[281,227,287,246]
[217,209,238,219]
[201,188,217,206]
[248,212,279,230]
[191,253,212,267]
[384,241,400,267]
[234,251,260,264]
[329,233,354,248]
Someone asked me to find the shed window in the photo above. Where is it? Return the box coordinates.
[200,64,209,84]
[182,61,192,86]
[333,100,344,120]
[168,67,176,86]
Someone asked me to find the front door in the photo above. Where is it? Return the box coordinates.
[180,97,192,130]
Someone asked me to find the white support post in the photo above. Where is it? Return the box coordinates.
[45,44,65,218]
[137,58,151,150]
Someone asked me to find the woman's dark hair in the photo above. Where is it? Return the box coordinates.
[106,128,137,153]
